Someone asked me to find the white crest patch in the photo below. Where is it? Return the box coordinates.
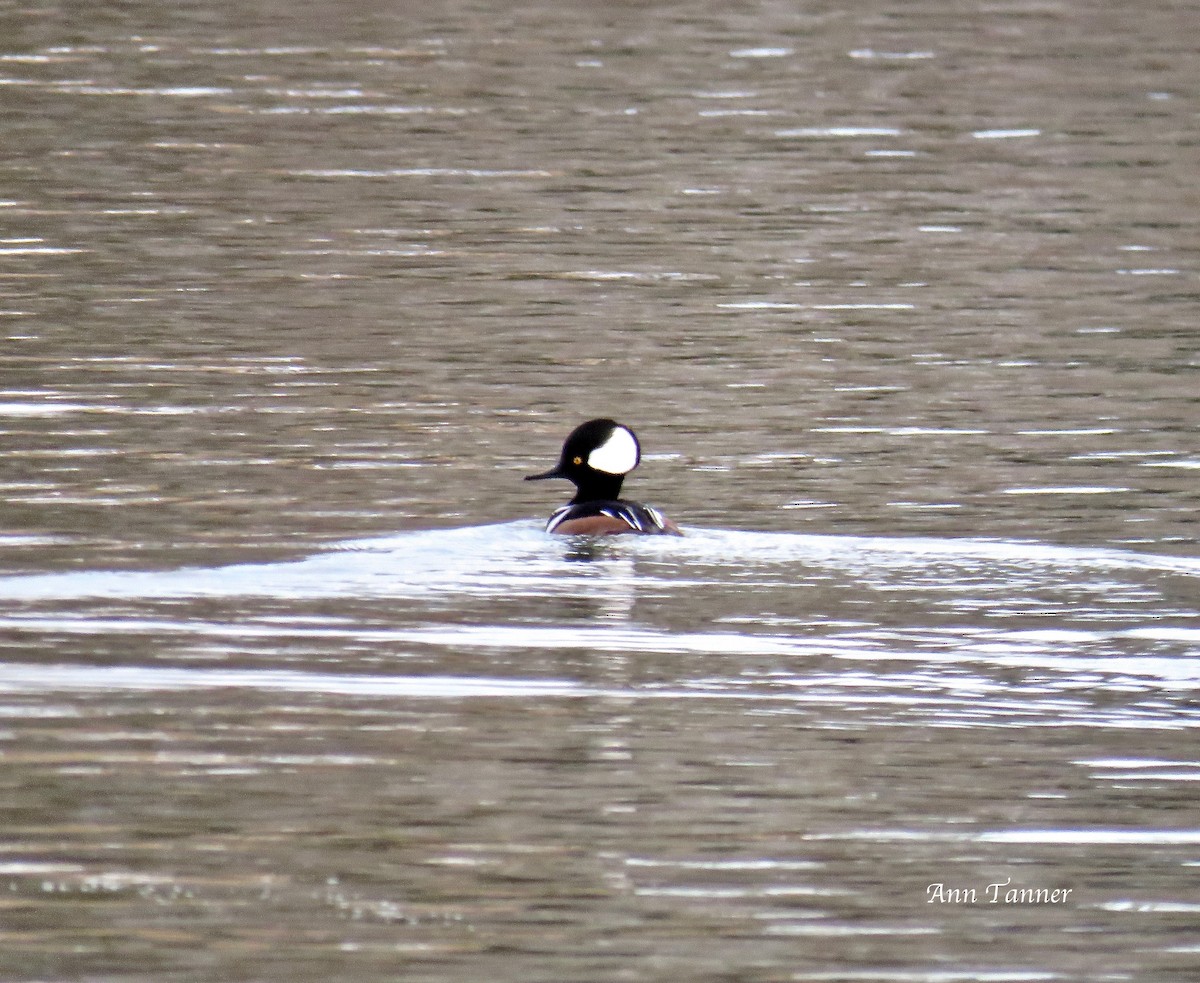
[587,426,639,475]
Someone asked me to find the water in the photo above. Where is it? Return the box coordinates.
[2,0,1199,980]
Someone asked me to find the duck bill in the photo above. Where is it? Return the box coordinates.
[525,466,566,482]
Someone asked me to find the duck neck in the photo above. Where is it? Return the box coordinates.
[570,473,625,504]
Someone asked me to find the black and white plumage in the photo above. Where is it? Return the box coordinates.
[545,500,674,535]
[526,419,682,536]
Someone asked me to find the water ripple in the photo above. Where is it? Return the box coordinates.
[0,663,584,699]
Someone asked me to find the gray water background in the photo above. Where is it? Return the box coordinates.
[1,1,1198,980]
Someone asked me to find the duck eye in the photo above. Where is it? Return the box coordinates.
[572,456,583,466]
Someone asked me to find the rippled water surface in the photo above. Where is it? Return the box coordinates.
[2,1,1199,980]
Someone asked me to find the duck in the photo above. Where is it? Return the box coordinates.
[526,419,682,535]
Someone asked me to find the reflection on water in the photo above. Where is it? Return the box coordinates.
[2,526,1199,980]
[2,0,1199,979]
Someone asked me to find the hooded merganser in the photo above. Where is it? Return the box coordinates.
[526,419,682,536]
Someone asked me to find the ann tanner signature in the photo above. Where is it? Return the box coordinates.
[927,878,1073,904]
